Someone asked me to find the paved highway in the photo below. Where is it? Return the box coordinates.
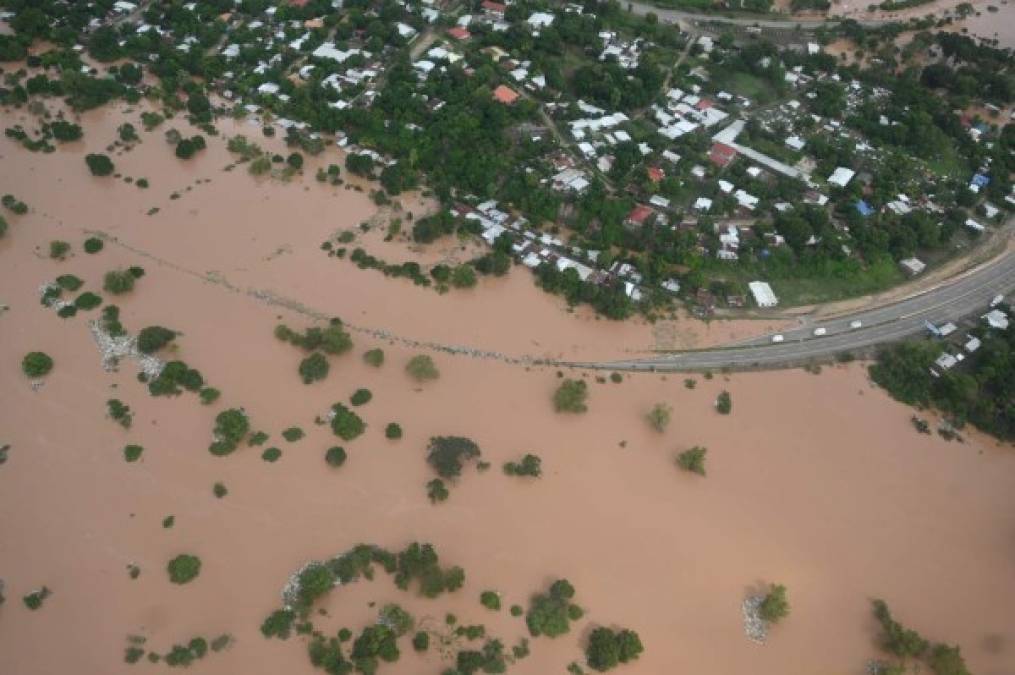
[568,247,1015,372]
[623,0,892,28]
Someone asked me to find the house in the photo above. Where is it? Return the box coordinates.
[492,85,519,105]
[983,309,1009,330]
[964,336,981,353]
[447,26,471,40]
[647,166,665,183]
[828,167,855,187]
[527,12,555,28]
[693,197,713,212]
[785,135,806,151]
[709,142,737,168]
[855,200,875,217]
[899,257,926,276]
[481,1,506,16]
[748,281,779,308]
[965,218,985,233]
[626,204,655,227]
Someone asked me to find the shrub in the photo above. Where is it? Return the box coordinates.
[103,269,135,294]
[55,274,83,291]
[167,554,201,584]
[85,153,114,176]
[480,591,501,611]
[50,120,83,142]
[716,391,732,415]
[199,387,220,405]
[646,403,672,432]
[676,446,707,476]
[350,388,372,406]
[330,403,365,441]
[510,605,523,617]
[610,372,623,383]
[57,305,77,318]
[136,178,149,189]
[107,399,133,428]
[83,237,104,254]
[123,444,143,462]
[385,423,402,440]
[287,152,303,169]
[872,600,928,658]
[209,409,249,455]
[162,515,175,528]
[585,627,644,671]
[248,431,269,446]
[23,587,51,610]
[504,453,542,477]
[450,264,477,288]
[282,427,304,442]
[74,292,103,310]
[261,609,295,639]
[22,352,53,377]
[262,447,282,462]
[137,326,177,354]
[275,321,352,355]
[427,436,481,479]
[0,215,6,238]
[554,379,588,413]
[298,352,329,384]
[325,446,347,467]
[363,348,384,367]
[213,482,228,498]
[49,240,70,259]
[759,585,789,624]
[406,354,439,381]
[427,478,449,503]
[526,580,580,638]
[412,632,429,652]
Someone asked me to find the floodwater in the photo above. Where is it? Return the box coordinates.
[1,103,1014,675]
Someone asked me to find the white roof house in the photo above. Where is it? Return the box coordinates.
[983,309,1009,330]
[527,12,555,28]
[257,82,281,95]
[693,197,713,211]
[965,218,985,233]
[828,167,855,187]
[748,281,778,308]
[899,257,926,276]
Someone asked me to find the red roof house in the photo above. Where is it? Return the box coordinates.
[481,1,507,15]
[492,84,519,105]
[447,26,471,40]
[647,166,665,183]
[626,204,655,226]
[709,142,737,168]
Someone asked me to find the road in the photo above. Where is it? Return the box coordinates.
[622,0,892,28]
[568,244,1015,372]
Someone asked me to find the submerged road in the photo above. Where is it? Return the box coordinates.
[622,0,893,28]
[569,246,1015,372]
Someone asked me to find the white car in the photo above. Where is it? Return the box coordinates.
[813,327,827,337]
[990,294,1004,307]
[849,320,863,329]
[771,334,784,343]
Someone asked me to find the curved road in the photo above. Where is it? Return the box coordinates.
[569,246,1015,372]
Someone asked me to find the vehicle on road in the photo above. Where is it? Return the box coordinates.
[771,334,784,343]
[849,320,863,329]
[813,327,827,336]
[990,294,1004,307]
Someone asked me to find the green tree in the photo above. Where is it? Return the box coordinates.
[676,447,707,476]
[646,403,672,432]
[715,391,732,415]
[298,352,329,384]
[85,153,115,176]
[137,326,177,354]
[103,269,135,295]
[427,436,481,479]
[22,352,54,377]
[167,554,201,584]
[406,354,439,381]
[759,584,789,624]
[363,348,385,367]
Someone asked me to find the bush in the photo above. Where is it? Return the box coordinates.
[480,591,501,611]
[298,352,329,384]
[22,351,53,377]
[213,482,228,498]
[427,436,481,479]
[427,478,449,503]
[55,274,83,291]
[350,388,373,406]
[248,431,269,446]
[103,269,135,295]
[123,444,143,462]
[167,554,201,584]
[330,403,365,441]
[406,354,439,382]
[199,387,220,405]
[526,579,580,638]
[287,152,303,169]
[585,627,644,671]
[50,120,83,142]
[0,215,6,238]
[510,605,524,617]
[676,446,707,476]
[2,194,28,214]
[282,427,304,442]
[554,379,588,413]
[23,587,51,610]
[715,391,732,415]
[137,326,177,354]
[503,454,541,477]
[412,631,429,652]
[385,423,402,440]
[107,399,133,428]
[74,291,103,310]
[759,584,789,624]
[262,447,282,462]
[85,153,114,176]
[325,446,347,467]
[646,403,672,432]
[451,264,477,288]
[209,408,249,455]
[49,240,70,259]
[83,237,104,254]
[363,348,384,367]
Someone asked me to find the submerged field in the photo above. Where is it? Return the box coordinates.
[1,104,1014,675]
